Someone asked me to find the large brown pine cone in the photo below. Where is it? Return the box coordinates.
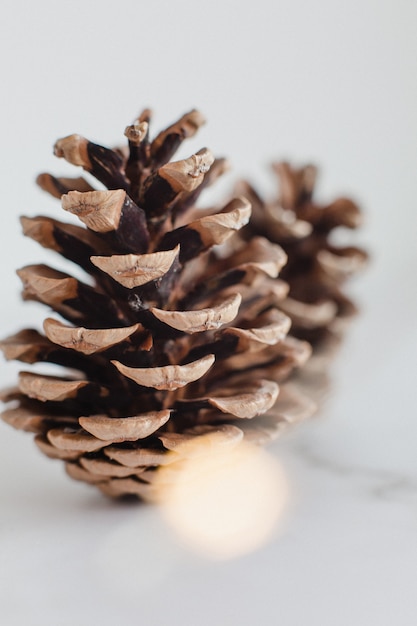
[237,162,368,347]
[0,110,314,500]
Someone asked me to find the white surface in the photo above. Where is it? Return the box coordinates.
[1,1,416,625]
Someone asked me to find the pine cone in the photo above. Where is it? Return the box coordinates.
[0,110,313,500]
[237,162,368,347]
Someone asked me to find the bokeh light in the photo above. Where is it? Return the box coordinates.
[155,436,289,560]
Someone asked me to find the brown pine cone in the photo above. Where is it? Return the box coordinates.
[0,110,314,500]
[237,162,368,347]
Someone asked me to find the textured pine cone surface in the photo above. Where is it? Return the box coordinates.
[237,162,368,349]
[0,110,314,500]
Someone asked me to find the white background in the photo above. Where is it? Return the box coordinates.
[0,1,416,624]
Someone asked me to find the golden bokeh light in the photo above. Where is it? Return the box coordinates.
[154,433,289,560]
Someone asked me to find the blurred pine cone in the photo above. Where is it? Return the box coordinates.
[237,162,368,347]
[0,111,313,500]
